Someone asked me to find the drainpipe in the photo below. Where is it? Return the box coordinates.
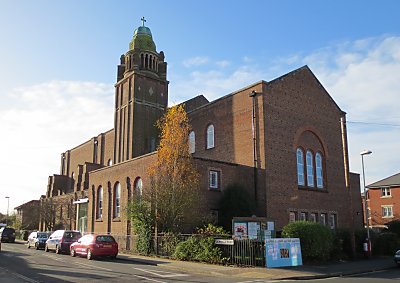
[249,90,258,207]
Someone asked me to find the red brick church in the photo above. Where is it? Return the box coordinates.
[40,20,364,238]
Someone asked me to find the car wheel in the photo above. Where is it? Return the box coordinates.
[55,245,61,254]
[35,243,39,250]
[70,248,76,257]
[112,254,117,259]
[87,249,93,260]
[45,244,49,252]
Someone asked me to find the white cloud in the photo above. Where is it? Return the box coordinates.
[305,36,400,185]
[215,60,230,68]
[182,56,209,68]
[171,35,400,187]
[0,81,114,214]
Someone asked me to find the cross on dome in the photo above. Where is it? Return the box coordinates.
[141,16,146,26]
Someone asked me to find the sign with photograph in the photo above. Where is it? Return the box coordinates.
[265,238,302,268]
[233,222,248,239]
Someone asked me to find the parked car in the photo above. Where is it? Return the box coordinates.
[70,234,118,260]
[394,250,400,265]
[45,230,81,254]
[27,231,51,250]
[0,227,16,243]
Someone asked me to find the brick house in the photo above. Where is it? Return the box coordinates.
[365,172,400,228]
[40,21,363,239]
[15,200,40,230]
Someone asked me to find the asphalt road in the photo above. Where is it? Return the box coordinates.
[0,241,235,283]
[1,242,399,283]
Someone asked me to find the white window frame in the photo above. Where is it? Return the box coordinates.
[206,124,215,149]
[209,170,219,189]
[300,212,307,221]
[320,213,327,225]
[97,186,103,220]
[135,177,143,196]
[114,183,121,218]
[310,213,317,222]
[306,150,314,187]
[296,148,305,186]
[315,152,323,188]
[329,214,336,229]
[382,205,393,218]
[189,131,195,154]
[289,212,296,223]
[381,187,391,198]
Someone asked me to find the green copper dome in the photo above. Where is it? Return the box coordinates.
[129,18,156,52]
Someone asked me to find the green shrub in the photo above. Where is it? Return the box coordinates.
[282,221,333,262]
[331,229,352,259]
[173,224,225,263]
[21,230,31,241]
[372,232,400,256]
[388,221,400,237]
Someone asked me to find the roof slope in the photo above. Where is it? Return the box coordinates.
[367,172,400,188]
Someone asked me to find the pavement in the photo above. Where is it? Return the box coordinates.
[118,251,398,280]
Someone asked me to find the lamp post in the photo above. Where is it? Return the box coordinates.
[361,150,372,257]
[5,196,10,225]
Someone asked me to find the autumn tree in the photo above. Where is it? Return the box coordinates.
[147,104,201,233]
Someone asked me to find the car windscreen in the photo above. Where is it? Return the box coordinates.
[64,232,81,239]
[37,233,49,238]
[96,235,115,243]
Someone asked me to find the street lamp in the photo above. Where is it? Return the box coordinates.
[5,196,10,225]
[361,150,372,257]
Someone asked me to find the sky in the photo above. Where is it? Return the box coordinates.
[0,0,399,214]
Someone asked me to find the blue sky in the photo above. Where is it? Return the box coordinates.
[1,1,400,214]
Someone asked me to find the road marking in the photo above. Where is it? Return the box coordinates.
[0,266,39,283]
[133,267,188,278]
[133,274,167,283]
[77,262,113,272]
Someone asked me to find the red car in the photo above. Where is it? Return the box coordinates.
[70,234,118,260]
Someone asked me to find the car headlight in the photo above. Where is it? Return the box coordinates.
[395,250,400,255]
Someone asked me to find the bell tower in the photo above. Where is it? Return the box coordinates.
[114,18,168,164]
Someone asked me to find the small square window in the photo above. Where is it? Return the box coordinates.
[310,213,317,222]
[381,187,391,197]
[329,214,336,229]
[289,212,296,223]
[209,170,220,190]
[320,213,327,225]
[300,212,307,221]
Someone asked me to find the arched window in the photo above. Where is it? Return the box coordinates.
[189,131,195,153]
[296,148,305,186]
[114,182,121,218]
[206,124,214,149]
[97,186,103,219]
[107,159,113,166]
[316,152,324,188]
[135,177,143,196]
[306,150,314,187]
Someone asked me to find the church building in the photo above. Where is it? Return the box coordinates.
[40,20,364,239]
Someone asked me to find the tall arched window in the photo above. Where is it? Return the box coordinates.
[296,148,305,186]
[189,131,195,153]
[306,150,314,187]
[114,182,121,218]
[97,186,103,219]
[316,152,323,188]
[135,177,143,196]
[206,124,214,149]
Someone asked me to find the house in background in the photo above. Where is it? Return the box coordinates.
[366,172,400,228]
[40,20,364,243]
[15,200,40,230]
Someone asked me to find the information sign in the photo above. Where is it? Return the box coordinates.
[265,238,302,268]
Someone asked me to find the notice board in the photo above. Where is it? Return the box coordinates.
[265,238,303,268]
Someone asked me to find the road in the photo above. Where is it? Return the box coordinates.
[1,242,399,283]
[0,241,233,283]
